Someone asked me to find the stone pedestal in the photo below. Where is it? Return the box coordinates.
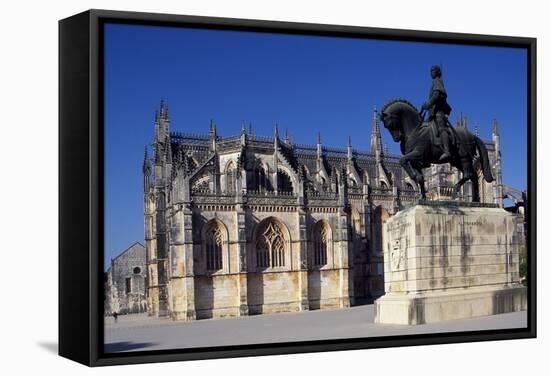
[374,202,527,325]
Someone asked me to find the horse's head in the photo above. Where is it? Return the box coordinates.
[379,109,403,142]
[379,98,421,143]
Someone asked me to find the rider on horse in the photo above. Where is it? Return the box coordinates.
[422,65,452,161]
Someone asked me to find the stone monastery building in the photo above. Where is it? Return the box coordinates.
[105,242,147,315]
[142,100,505,320]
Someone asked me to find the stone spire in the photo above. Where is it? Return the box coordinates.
[240,120,247,146]
[159,98,166,118]
[492,118,499,136]
[492,119,500,153]
[347,136,353,160]
[274,124,279,149]
[142,145,151,174]
[160,100,170,130]
[155,98,170,142]
[316,131,324,184]
[154,141,162,165]
[272,124,279,192]
[492,118,503,207]
[370,106,382,158]
[143,145,152,193]
[209,119,217,137]
[456,112,468,129]
[338,164,348,207]
[209,119,217,152]
[154,109,161,142]
[317,131,322,159]
[284,128,290,144]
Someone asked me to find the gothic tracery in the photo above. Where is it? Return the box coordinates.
[313,221,331,266]
[205,221,224,271]
[256,221,286,268]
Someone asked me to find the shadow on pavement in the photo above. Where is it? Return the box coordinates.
[104,341,157,353]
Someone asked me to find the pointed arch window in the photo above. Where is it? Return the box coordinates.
[277,169,293,193]
[225,161,236,193]
[256,221,286,268]
[254,166,268,192]
[205,223,223,271]
[313,221,331,266]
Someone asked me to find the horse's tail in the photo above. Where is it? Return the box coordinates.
[474,135,494,183]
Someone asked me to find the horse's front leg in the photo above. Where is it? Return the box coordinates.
[471,174,480,202]
[453,175,469,199]
[417,173,426,200]
[399,149,426,200]
[453,158,478,202]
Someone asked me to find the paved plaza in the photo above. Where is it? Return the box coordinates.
[104,305,527,353]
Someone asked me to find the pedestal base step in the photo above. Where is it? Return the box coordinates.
[374,285,527,325]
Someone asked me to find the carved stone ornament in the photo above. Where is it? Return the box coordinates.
[390,239,405,271]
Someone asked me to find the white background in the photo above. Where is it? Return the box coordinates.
[0,0,546,374]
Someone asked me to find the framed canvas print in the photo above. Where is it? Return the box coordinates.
[59,9,536,366]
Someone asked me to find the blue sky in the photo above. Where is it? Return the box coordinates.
[104,23,527,267]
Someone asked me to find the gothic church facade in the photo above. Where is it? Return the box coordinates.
[142,100,504,320]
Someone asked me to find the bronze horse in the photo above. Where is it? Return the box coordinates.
[379,99,493,202]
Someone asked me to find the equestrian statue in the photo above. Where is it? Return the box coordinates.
[379,65,494,202]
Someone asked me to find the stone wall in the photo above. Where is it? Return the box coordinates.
[307,269,344,309]
[161,205,352,319]
[195,275,240,319]
[105,242,147,315]
[247,271,301,314]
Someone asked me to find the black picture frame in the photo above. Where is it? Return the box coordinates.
[59,9,537,367]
